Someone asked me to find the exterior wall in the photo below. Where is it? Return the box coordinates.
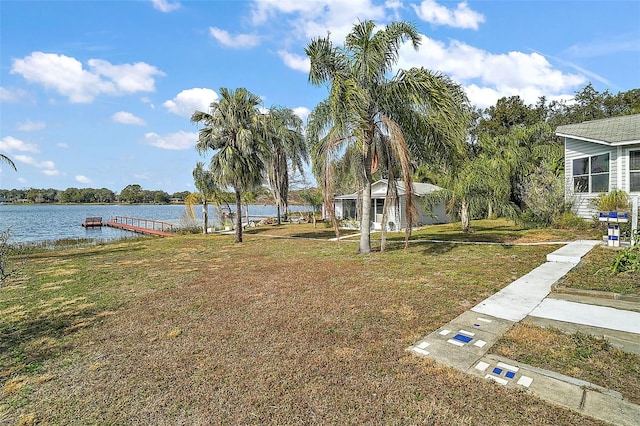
[565,138,616,219]
[565,139,640,219]
[334,199,344,219]
[330,195,447,229]
[409,195,447,225]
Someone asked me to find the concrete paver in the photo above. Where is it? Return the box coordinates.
[529,298,640,334]
[546,239,602,263]
[471,261,577,321]
[409,240,640,426]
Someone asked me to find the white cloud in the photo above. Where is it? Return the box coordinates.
[10,52,165,103]
[14,154,58,175]
[0,136,39,153]
[57,142,69,148]
[251,0,386,42]
[292,106,311,122]
[87,59,164,94]
[163,88,218,116]
[76,175,92,183]
[397,35,586,108]
[278,50,310,73]
[150,0,180,12]
[17,120,46,132]
[412,0,484,30]
[0,86,29,103]
[143,131,198,150]
[209,27,260,48]
[112,111,146,125]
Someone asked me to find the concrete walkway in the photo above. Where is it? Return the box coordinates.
[409,240,640,426]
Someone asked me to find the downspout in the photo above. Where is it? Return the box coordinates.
[632,196,638,246]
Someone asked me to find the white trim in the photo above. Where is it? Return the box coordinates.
[556,133,640,147]
[617,145,623,190]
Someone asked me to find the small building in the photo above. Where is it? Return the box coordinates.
[556,114,640,219]
[328,179,448,230]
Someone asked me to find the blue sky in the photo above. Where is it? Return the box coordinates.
[1,0,639,194]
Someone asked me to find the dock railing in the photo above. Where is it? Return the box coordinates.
[110,216,174,233]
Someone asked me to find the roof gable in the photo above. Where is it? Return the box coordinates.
[335,179,443,199]
[555,114,640,146]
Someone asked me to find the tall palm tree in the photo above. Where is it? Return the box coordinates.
[1,154,17,171]
[264,106,307,224]
[306,20,468,253]
[191,87,266,243]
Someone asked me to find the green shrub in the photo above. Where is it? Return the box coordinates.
[552,212,589,229]
[591,189,631,212]
[519,169,573,228]
[611,231,640,275]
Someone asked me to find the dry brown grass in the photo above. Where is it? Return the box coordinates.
[491,322,640,404]
[0,221,610,425]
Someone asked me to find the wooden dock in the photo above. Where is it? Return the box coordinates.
[82,217,103,227]
[104,216,174,237]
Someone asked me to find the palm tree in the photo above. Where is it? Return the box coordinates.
[191,87,267,243]
[1,154,17,171]
[306,20,467,253]
[185,162,226,234]
[422,151,515,232]
[479,121,558,210]
[264,106,307,224]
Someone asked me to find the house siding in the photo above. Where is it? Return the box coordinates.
[565,138,618,219]
[624,144,640,195]
[330,180,448,229]
[565,139,640,219]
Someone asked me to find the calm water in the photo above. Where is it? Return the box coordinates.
[0,204,309,244]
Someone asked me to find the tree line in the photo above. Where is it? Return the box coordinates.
[0,185,191,204]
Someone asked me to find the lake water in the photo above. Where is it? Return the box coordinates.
[0,204,310,244]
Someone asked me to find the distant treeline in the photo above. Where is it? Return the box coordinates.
[0,185,191,204]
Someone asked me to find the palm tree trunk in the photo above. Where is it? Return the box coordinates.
[461,197,470,233]
[234,188,243,243]
[360,179,372,253]
[202,200,208,234]
[359,148,373,254]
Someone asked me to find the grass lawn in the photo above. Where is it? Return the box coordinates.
[0,220,615,424]
[556,245,640,296]
[491,322,640,404]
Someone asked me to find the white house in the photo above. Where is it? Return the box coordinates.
[327,179,448,230]
[555,114,640,219]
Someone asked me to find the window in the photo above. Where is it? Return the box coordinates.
[343,199,357,219]
[631,150,640,192]
[370,199,384,222]
[572,153,609,193]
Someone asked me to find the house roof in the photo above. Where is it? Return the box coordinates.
[555,113,640,146]
[335,179,443,199]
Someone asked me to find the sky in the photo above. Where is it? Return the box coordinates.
[1,0,639,194]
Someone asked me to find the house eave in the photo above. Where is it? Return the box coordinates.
[555,132,640,147]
